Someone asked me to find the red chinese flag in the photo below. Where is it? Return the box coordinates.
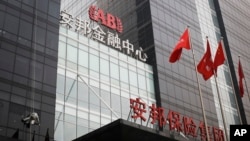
[197,39,214,80]
[214,41,225,75]
[238,59,244,97]
[169,28,191,63]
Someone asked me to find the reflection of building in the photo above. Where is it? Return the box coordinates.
[0,0,60,141]
[56,0,250,141]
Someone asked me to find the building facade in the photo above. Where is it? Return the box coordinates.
[56,0,250,141]
[215,0,250,123]
[1,0,250,141]
[55,26,156,141]
[0,0,60,140]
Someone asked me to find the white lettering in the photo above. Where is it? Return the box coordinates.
[234,129,247,136]
[60,10,74,28]
[59,10,147,62]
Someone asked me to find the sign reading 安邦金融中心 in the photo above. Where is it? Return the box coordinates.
[59,5,148,62]
[129,97,225,141]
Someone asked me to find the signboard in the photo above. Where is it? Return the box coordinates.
[60,6,147,62]
[129,97,225,141]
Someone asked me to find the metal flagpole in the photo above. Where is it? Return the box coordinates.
[188,27,210,141]
[213,71,229,141]
[220,37,243,124]
[238,56,250,103]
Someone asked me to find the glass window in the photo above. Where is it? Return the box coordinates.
[78,81,88,102]
[119,52,127,61]
[110,63,119,79]
[54,120,64,141]
[67,38,77,47]
[58,41,66,58]
[100,59,109,75]
[110,57,118,64]
[14,55,29,77]
[129,70,138,87]
[65,77,77,98]
[65,106,76,116]
[100,53,109,60]
[37,0,48,12]
[79,43,88,52]
[89,39,98,49]
[89,88,100,106]
[138,74,146,90]
[4,13,19,34]
[43,65,57,86]
[77,111,88,120]
[48,0,60,18]
[89,54,99,72]
[78,50,88,68]
[0,49,15,72]
[90,79,99,88]
[79,35,88,46]
[89,48,98,56]
[19,20,32,40]
[100,43,108,52]
[59,34,66,42]
[110,49,118,57]
[46,31,59,50]
[56,74,65,94]
[120,67,128,83]
[77,125,88,138]
[111,93,121,113]
[67,45,77,63]
[36,27,46,45]
[64,122,76,141]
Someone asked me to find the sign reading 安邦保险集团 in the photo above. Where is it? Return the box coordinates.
[129,97,225,141]
[59,5,148,62]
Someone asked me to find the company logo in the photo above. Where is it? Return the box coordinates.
[230,125,250,140]
[89,5,123,33]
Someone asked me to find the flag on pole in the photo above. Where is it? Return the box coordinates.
[197,39,214,80]
[214,41,225,75]
[238,59,244,97]
[169,28,191,63]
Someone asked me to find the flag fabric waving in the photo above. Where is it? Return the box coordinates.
[197,39,214,80]
[238,59,244,97]
[214,41,225,75]
[169,28,191,63]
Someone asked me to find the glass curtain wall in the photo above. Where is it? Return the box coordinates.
[54,27,156,141]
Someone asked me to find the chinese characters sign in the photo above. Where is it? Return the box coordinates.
[59,6,148,62]
[129,98,225,141]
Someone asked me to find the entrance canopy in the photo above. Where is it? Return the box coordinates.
[73,119,177,141]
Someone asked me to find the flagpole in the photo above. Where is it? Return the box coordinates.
[188,27,210,141]
[213,71,229,141]
[221,38,243,124]
[238,56,250,102]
